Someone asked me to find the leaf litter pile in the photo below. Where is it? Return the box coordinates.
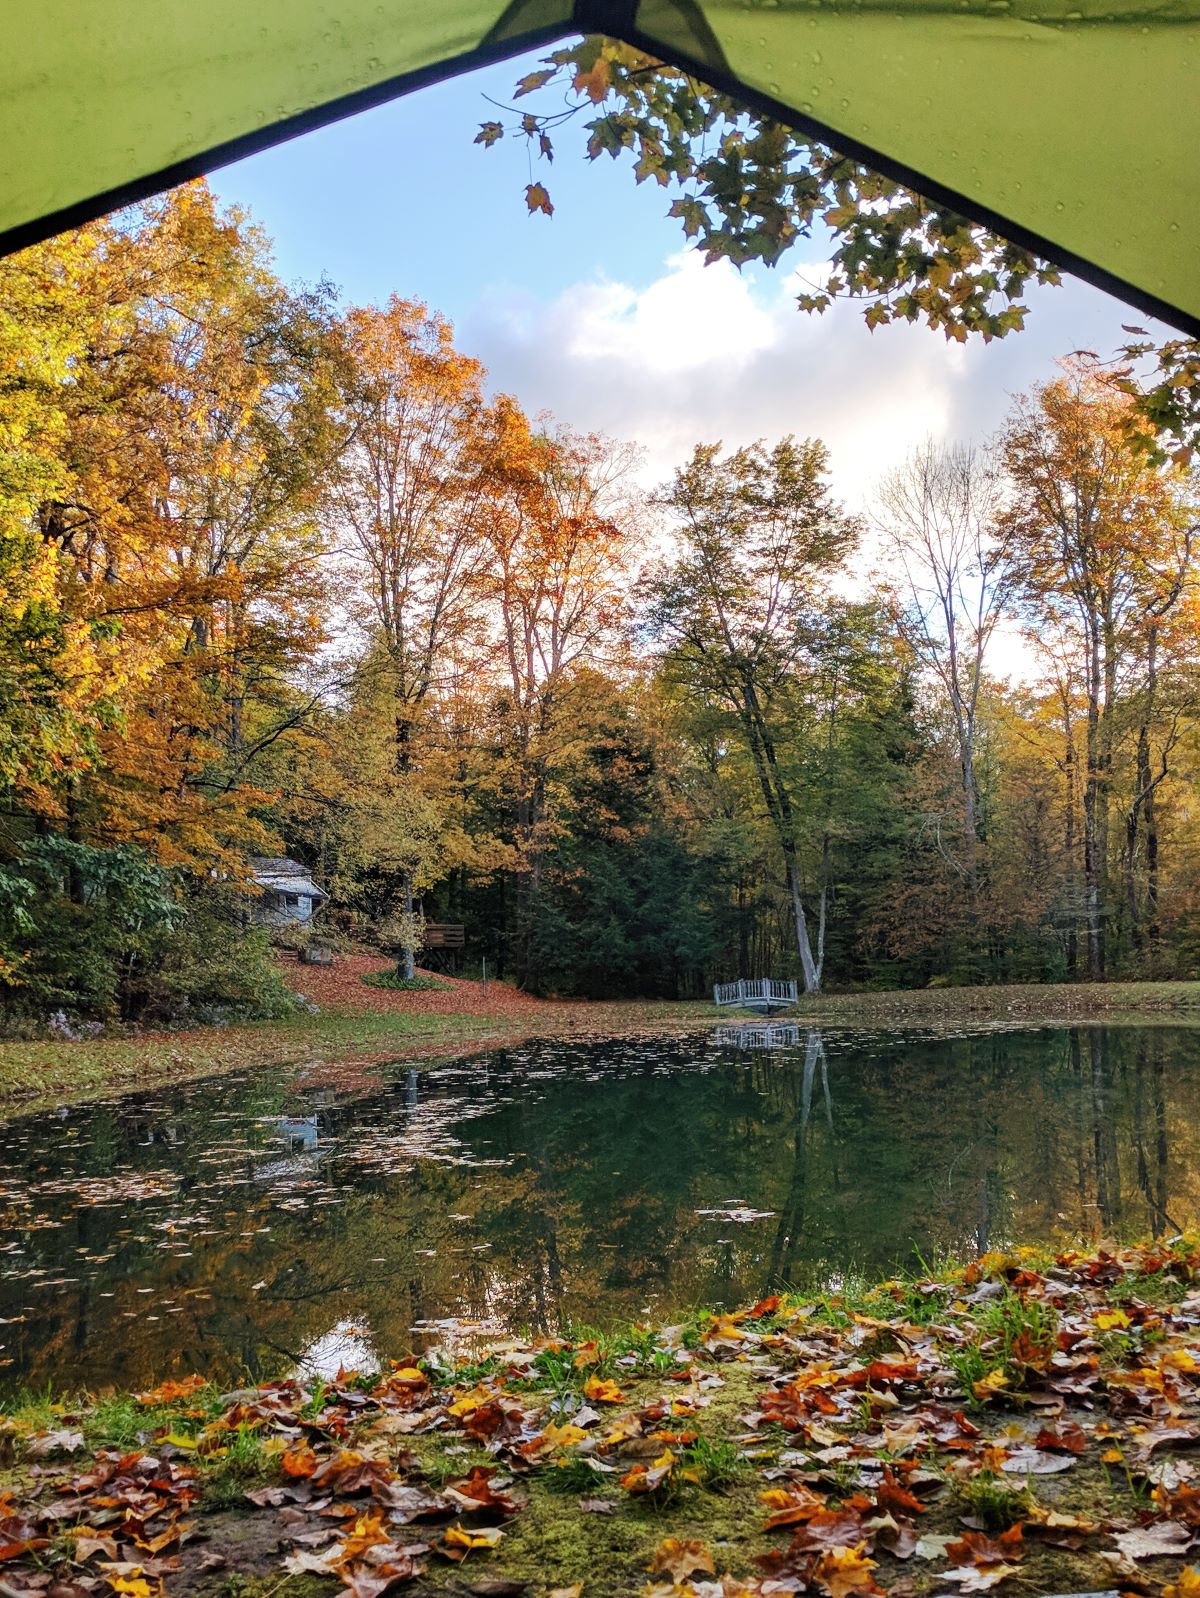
[0,1241,1198,1598]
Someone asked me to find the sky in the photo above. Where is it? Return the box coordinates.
[208,42,1168,680]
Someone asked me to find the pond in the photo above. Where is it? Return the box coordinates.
[1,1022,1197,1395]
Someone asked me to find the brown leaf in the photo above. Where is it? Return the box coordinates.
[946,1526,1024,1566]
[1033,1422,1088,1455]
[812,1545,884,1598]
[875,1467,926,1518]
[525,184,553,218]
[646,1537,716,1582]
[443,1466,519,1519]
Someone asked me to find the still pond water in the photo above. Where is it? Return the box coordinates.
[1,1023,1197,1395]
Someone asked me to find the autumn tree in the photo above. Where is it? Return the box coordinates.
[325,297,495,977]
[1003,362,1197,977]
[877,442,1011,890]
[480,38,1199,461]
[479,412,640,987]
[644,439,860,993]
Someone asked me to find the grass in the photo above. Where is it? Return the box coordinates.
[952,1469,1033,1530]
[0,996,714,1114]
[361,969,452,993]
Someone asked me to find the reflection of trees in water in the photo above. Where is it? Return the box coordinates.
[766,1029,823,1291]
[2,1027,1199,1393]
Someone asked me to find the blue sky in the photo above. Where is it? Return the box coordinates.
[212,46,673,317]
[209,43,1166,518]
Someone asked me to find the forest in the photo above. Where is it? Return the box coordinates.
[1,181,1198,1028]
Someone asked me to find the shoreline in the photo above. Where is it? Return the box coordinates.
[1,967,1199,1118]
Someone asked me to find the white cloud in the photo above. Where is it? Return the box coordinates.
[463,246,1157,518]
[462,248,1171,682]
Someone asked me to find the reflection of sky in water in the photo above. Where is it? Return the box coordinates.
[295,1318,381,1381]
[0,1024,1197,1394]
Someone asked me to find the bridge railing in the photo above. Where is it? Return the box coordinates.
[712,977,800,1008]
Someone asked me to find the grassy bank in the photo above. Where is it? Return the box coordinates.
[0,1240,1197,1597]
[0,987,713,1112]
[3,970,1200,1115]
[793,978,1200,1025]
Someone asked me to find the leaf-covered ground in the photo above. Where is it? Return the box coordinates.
[1,1241,1198,1598]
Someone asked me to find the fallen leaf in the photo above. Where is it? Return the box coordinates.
[1001,1447,1074,1474]
[1113,1522,1193,1560]
[940,1562,1022,1591]
[582,1375,626,1405]
[812,1545,883,1598]
[646,1537,716,1582]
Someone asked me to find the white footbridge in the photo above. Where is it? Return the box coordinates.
[712,977,799,1014]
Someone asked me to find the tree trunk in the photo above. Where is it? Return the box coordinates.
[1063,709,1078,979]
[1082,620,1105,980]
[397,870,417,982]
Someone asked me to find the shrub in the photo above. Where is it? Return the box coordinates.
[130,885,302,1026]
[362,969,450,993]
[0,838,178,1022]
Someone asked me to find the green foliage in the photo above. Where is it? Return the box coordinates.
[361,969,450,993]
[199,1424,275,1509]
[0,849,296,1027]
[0,838,178,1019]
[132,888,301,1026]
[489,39,1056,344]
[952,1470,1032,1530]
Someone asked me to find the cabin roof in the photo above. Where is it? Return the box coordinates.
[249,857,328,899]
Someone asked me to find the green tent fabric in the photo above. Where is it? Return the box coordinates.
[4,0,1198,334]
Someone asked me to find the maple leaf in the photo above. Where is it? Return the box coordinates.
[583,1374,626,1404]
[572,58,610,102]
[136,1374,206,1406]
[813,1545,884,1598]
[646,1537,716,1581]
[621,1448,677,1494]
[525,184,554,217]
[1113,1522,1193,1560]
[335,1509,392,1567]
[875,1466,926,1518]
[971,1368,1010,1402]
[941,1563,1023,1591]
[441,1522,503,1559]
[1032,1422,1087,1454]
[760,1483,827,1529]
[1164,1570,1200,1598]
[281,1442,319,1478]
[443,1466,519,1519]
[946,1526,1024,1567]
[788,1510,871,1554]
